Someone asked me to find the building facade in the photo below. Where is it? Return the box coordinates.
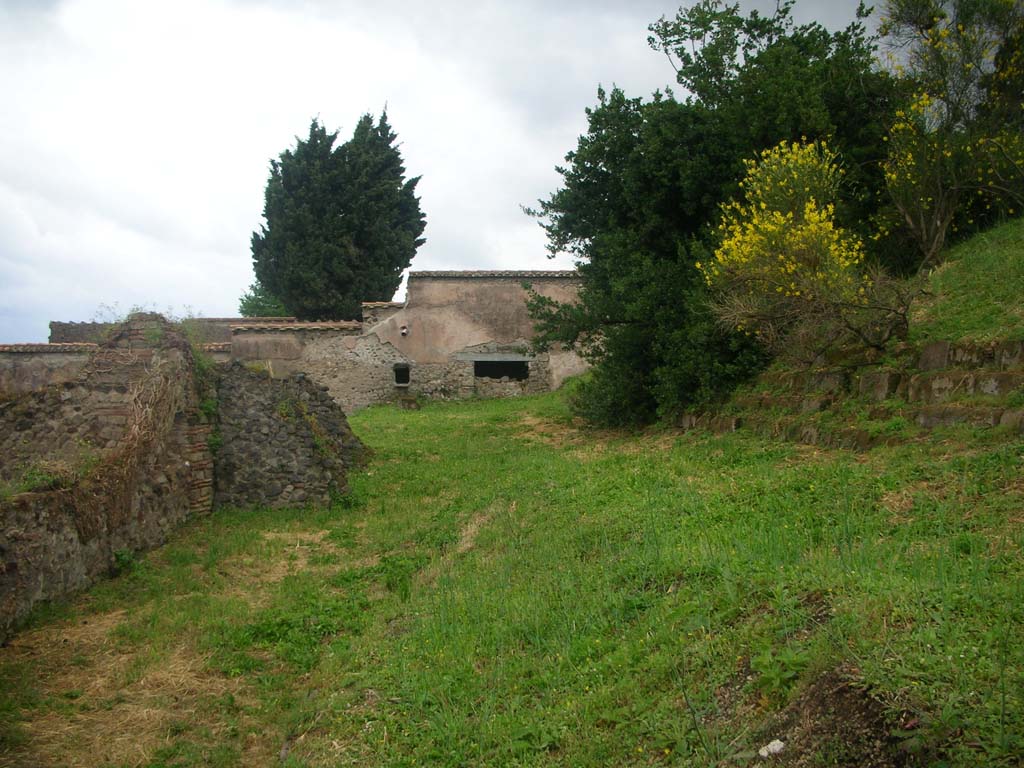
[34,270,588,412]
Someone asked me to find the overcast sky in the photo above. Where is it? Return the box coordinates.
[0,0,868,342]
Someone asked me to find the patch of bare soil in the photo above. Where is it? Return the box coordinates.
[260,528,335,572]
[518,414,587,447]
[519,414,688,462]
[1,614,273,768]
[753,669,920,768]
[415,508,496,588]
[215,528,348,608]
[455,510,490,554]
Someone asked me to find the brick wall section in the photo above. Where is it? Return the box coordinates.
[213,363,365,509]
[0,316,214,641]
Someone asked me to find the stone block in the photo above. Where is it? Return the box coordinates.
[999,409,1024,432]
[677,413,703,430]
[976,371,1024,396]
[710,415,741,433]
[798,425,819,445]
[915,405,1001,429]
[918,341,951,371]
[800,395,833,413]
[857,370,902,402]
[998,341,1023,370]
[805,370,847,394]
[907,372,973,404]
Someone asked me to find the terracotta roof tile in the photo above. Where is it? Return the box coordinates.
[408,270,579,279]
[229,321,362,333]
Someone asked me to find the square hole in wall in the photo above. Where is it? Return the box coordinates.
[394,363,410,386]
[473,360,529,381]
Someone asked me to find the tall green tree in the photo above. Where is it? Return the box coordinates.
[529,1,898,425]
[250,113,426,320]
[528,90,768,425]
[238,280,287,317]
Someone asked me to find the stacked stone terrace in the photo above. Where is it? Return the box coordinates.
[683,339,1024,449]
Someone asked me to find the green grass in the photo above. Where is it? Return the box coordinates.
[911,216,1024,343]
[1,392,1021,766]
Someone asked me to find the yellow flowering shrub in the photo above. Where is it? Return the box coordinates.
[702,140,911,361]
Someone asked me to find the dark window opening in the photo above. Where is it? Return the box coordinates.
[474,360,529,381]
[394,363,410,386]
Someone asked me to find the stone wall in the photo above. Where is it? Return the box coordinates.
[0,316,213,641]
[0,384,129,483]
[214,363,365,509]
[361,302,404,327]
[230,325,580,412]
[0,345,95,397]
[48,322,115,344]
[297,332,411,411]
[44,272,589,414]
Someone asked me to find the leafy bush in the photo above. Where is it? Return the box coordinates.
[702,140,913,363]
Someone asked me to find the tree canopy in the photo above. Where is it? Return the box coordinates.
[250,113,426,320]
[238,280,288,317]
[528,1,899,425]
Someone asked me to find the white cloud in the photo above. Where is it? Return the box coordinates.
[0,0,865,341]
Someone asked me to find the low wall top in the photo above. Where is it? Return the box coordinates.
[408,270,579,279]
[0,343,97,354]
[229,321,362,334]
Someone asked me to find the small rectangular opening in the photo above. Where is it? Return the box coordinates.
[474,360,529,381]
[393,363,410,386]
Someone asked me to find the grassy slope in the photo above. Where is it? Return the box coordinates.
[1,393,1021,767]
[911,216,1024,343]
[1,221,1023,767]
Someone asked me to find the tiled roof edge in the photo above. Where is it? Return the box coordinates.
[0,343,97,353]
[230,321,362,333]
[408,270,579,279]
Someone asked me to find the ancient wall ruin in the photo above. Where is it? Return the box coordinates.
[214,363,365,509]
[0,316,214,640]
[1,316,368,640]
[228,272,589,411]
[49,317,297,345]
[0,344,95,396]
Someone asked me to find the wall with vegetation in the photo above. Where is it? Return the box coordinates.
[0,316,213,641]
[213,363,365,509]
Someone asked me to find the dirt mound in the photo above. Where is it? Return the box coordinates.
[758,669,920,767]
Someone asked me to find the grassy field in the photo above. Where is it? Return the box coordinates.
[2,218,1023,767]
[0,389,1021,767]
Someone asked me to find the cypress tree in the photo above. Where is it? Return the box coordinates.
[250,113,426,320]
